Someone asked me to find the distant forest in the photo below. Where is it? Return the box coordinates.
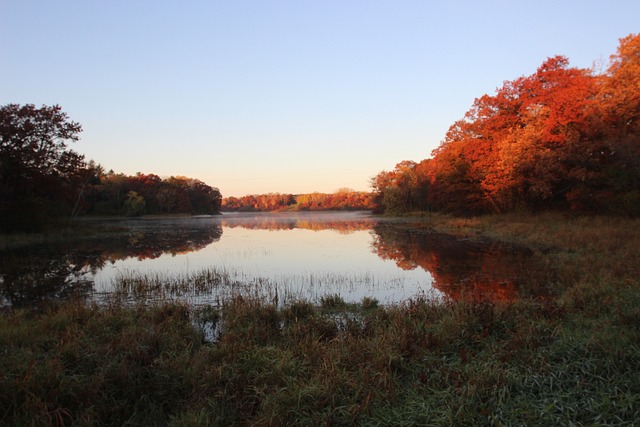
[371,34,640,216]
[221,190,374,212]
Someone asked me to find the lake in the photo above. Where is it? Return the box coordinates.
[0,211,544,308]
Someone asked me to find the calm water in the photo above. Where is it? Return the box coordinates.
[0,212,544,308]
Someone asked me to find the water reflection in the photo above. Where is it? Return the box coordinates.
[372,224,539,302]
[92,218,224,261]
[0,252,94,308]
[0,219,222,307]
[219,211,376,233]
[1,213,545,308]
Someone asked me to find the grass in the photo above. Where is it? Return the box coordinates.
[2,295,638,425]
[107,268,397,307]
[2,213,640,425]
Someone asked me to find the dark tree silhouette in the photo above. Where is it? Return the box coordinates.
[0,104,85,231]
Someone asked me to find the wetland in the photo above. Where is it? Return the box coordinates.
[1,213,639,425]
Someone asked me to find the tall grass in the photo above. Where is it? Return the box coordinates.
[105,267,407,307]
[1,214,640,425]
[2,294,638,425]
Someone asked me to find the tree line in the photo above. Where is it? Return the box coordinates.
[222,190,374,212]
[372,33,640,216]
[79,170,222,218]
[0,104,221,232]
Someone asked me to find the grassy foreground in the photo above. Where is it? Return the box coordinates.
[2,213,640,426]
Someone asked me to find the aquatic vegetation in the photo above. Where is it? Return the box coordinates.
[103,267,417,308]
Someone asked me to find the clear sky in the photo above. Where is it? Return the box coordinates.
[1,1,638,197]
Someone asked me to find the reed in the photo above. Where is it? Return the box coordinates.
[106,268,406,308]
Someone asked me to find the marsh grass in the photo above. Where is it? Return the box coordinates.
[107,268,404,308]
[2,214,640,425]
[2,293,638,425]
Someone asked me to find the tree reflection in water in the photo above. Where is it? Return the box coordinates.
[219,211,376,233]
[371,224,547,303]
[0,219,222,308]
[0,253,94,308]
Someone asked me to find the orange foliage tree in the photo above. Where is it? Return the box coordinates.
[373,33,640,216]
[221,190,374,212]
[371,160,431,214]
[574,33,640,214]
[430,56,597,213]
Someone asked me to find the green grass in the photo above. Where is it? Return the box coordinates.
[1,214,640,425]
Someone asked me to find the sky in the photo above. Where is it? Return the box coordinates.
[1,1,638,197]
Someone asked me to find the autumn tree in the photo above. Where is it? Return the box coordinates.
[185,178,223,214]
[90,171,128,215]
[373,33,640,216]
[428,56,598,214]
[582,33,640,214]
[488,56,597,211]
[86,174,222,216]
[221,196,241,211]
[0,104,86,231]
[371,160,431,214]
[428,137,485,214]
[599,33,640,139]
[221,191,373,212]
[124,191,146,216]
